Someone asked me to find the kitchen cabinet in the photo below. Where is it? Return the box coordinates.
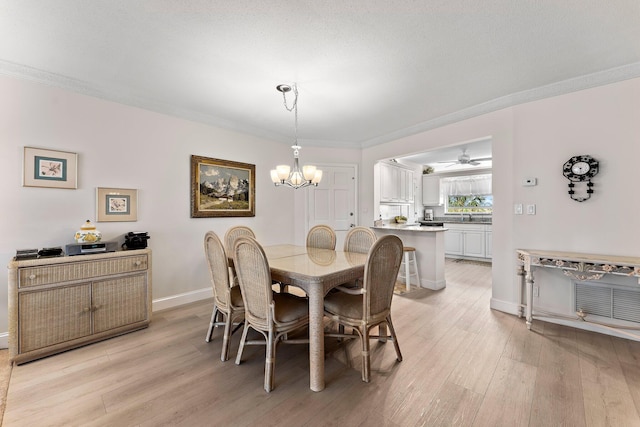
[444,223,492,259]
[422,175,441,206]
[444,228,464,255]
[8,249,152,364]
[400,168,415,202]
[379,162,414,203]
[485,227,492,258]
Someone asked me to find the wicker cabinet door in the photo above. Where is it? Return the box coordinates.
[18,284,92,353]
[92,273,148,333]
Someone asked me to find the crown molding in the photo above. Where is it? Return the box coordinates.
[3,60,639,150]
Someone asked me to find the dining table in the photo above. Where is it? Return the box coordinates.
[233,244,368,392]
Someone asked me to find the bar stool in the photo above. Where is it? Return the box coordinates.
[397,246,420,291]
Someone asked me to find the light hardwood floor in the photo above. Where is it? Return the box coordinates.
[4,259,640,426]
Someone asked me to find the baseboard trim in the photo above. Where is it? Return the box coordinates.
[152,287,212,312]
[420,279,446,291]
[490,298,522,317]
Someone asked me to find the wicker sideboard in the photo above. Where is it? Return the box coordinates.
[8,249,152,364]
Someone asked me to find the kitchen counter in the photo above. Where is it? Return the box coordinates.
[371,223,448,232]
[440,217,492,225]
[371,224,446,290]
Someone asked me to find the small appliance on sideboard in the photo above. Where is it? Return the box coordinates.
[66,241,119,256]
[123,232,150,250]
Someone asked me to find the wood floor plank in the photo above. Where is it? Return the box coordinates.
[528,322,587,427]
[577,329,640,427]
[472,357,537,427]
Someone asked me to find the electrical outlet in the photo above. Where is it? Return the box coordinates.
[533,286,539,297]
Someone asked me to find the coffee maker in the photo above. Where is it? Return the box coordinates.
[424,208,434,221]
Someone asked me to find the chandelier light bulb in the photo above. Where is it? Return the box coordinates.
[302,165,317,181]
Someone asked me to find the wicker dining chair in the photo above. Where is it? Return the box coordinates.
[204,231,245,362]
[341,227,378,289]
[343,226,377,254]
[232,236,310,392]
[224,226,256,254]
[224,226,256,285]
[306,224,336,250]
[324,234,404,382]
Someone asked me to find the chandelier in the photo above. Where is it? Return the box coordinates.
[270,83,322,189]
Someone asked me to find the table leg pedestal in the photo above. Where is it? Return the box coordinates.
[308,286,325,392]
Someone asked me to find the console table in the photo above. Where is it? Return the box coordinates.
[8,249,152,364]
[517,249,640,336]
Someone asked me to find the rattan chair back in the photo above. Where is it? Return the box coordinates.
[204,231,233,310]
[363,234,403,321]
[232,236,273,331]
[224,226,256,254]
[306,225,336,250]
[343,227,377,254]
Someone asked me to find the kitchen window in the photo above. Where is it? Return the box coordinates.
[441,174,492,214]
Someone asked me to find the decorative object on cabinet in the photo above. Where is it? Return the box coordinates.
[22,147,78,189]
[190,155,255,217]
[97,187,138,222]
[562,155,599,202]
[8,249,152,364]
[123,232,150,250]
[422,165,434,174]
[74,220,102,243]
[270,83,322,189]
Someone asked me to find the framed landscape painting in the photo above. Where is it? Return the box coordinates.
[190,155,255,218]
[23,147,78,189]
[96,187,138,222]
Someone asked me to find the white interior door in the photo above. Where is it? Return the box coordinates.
[307,165,357,249]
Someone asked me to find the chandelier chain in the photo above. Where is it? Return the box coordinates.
[281,84,299,147]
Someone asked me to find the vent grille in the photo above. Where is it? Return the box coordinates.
[575,283,640,324]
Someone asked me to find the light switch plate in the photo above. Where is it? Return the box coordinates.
[527,204,536,215]
[514,203,523,215]
[523,177,537,186]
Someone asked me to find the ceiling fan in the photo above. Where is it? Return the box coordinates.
[439,148,492,167]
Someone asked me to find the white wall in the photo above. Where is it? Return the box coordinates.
[362,77,640,318]
[0,75,360,341]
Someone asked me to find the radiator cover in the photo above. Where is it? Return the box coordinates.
[575,282,640,324]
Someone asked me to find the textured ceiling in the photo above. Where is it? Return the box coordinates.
[1,1,639,149]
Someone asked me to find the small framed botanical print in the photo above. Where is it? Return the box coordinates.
[96,187,138,222]
[23,147,78,189]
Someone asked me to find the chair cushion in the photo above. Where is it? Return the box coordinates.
[323,292,363,320]
[230,285,244,307]
[273,293,308,323]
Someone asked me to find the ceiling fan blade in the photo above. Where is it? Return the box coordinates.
[469,161,480,166]
[437,160,457,164]
[470,157,492,162]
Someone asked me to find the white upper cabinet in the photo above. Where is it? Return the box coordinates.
[422,175,442,206]
[379,162,414,203]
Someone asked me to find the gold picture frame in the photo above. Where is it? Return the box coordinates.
[96,187,138,222]
[23,147,78,189]
[190,155,255,218]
